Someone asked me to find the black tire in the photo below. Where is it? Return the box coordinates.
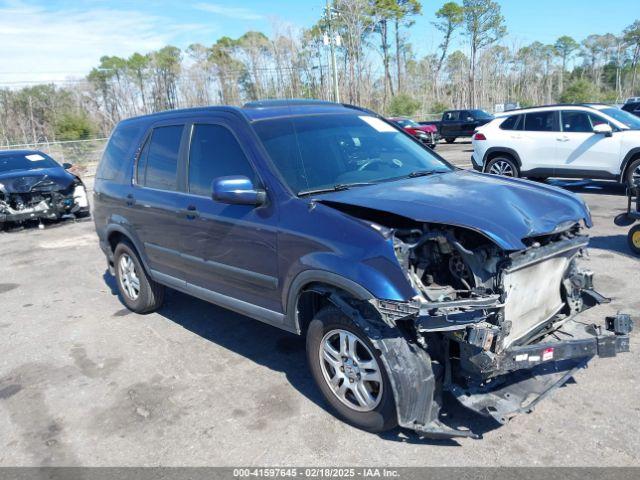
[445,137,456,144]
[428,144,436,150]
[486,156,520,178]
[75,209,91,219]
[628,224,640,255]
[306,306,397,433]
[624,158,640,188]
[113,240,165,313]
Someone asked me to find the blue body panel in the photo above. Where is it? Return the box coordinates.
[93,102,593,331]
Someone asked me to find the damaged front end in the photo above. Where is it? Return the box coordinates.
[369,221,632,437]
[0,175,89,228]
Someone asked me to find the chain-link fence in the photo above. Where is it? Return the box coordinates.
[0,138,107,170]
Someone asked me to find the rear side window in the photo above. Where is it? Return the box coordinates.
[499,115,522,130]
[188,124,257,196]
[98,122,144,181]
[137,125,184,191]
[524,111,558,132]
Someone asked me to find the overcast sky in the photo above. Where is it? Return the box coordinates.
[0,0,637,87]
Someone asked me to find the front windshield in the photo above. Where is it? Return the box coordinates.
[470,109,493,119]
[253,114,452,195]
[0,152,58,173]
[600,107,640,130]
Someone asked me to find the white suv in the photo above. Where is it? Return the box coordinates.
[471,104,640,186]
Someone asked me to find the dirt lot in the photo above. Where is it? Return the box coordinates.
[1,141,639,466]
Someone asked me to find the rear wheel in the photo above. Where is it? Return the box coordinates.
[306,306,397,432]
[114,241,165,313]
[628,224,640,255]
[445,137,456,144]
[624,158,640,188]
[486,156,520,178]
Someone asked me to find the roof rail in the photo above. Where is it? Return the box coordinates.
[504,103,614,113]
[243,99,337,108]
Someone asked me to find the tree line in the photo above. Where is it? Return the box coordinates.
[2,0,640,146]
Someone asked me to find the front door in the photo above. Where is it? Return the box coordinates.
[178,118,281,314]
[555,110,621,177]
[131,123,188,282]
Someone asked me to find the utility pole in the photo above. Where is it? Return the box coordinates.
[325,0,340,103]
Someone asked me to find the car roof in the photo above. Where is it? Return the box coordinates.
[117,100,371,127]
[0,149,44,157]
[496,103,615,117]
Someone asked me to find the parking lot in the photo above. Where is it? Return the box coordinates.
[1,141,639,467]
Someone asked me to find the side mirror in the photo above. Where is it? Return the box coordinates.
[593,124,613,137]
[62,162,73,169]
[212,176,266,206]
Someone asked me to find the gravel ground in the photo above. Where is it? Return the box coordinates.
[0,140,638,466]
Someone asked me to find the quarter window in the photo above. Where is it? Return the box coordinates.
[499,115,522,130]
[137,125,184,190]
[188,124,257,196]
[524,111,558,132]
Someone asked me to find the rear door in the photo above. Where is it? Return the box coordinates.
[178,116,281,314]
[131,123,188,283]
[518,110,560,173]
[555,110,621,176]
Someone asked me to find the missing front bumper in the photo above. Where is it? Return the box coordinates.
[449,316,632,425]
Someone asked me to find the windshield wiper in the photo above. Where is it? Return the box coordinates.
[298,182,374,197]
[407,170,442,178]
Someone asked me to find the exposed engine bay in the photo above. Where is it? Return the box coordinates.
[390,222,594,350]
[0,175,89,228]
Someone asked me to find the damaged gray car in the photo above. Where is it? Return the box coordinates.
[0,150,90,229]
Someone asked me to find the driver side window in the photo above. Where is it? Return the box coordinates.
[188,124,258,197]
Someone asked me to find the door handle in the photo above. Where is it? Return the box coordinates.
[126,194,136,206]
[556,136,570,142]
[179,205,199,220]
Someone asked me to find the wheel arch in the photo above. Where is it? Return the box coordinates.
[286,270,374,335]
[105,224,151,274]
[483,147,522,171]
[620,148,640,183]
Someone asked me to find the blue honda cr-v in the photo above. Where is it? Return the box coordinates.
[93,100,631,438]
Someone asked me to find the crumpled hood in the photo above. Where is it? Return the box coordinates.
[0,167,75,194]
[316,170,592,251]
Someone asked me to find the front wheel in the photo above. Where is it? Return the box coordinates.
[486,156,520,178]
[628,224,640,255]
[444,137,456,144]
[306,306,397,432]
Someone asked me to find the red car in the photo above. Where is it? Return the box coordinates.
[388,117,439,149]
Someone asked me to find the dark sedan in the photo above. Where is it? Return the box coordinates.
[0,150,90,229]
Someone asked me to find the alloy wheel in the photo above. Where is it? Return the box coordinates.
[632,164,640,186]
[489,159,515,177]
[119,253,140,300]
[318,329,383,412]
